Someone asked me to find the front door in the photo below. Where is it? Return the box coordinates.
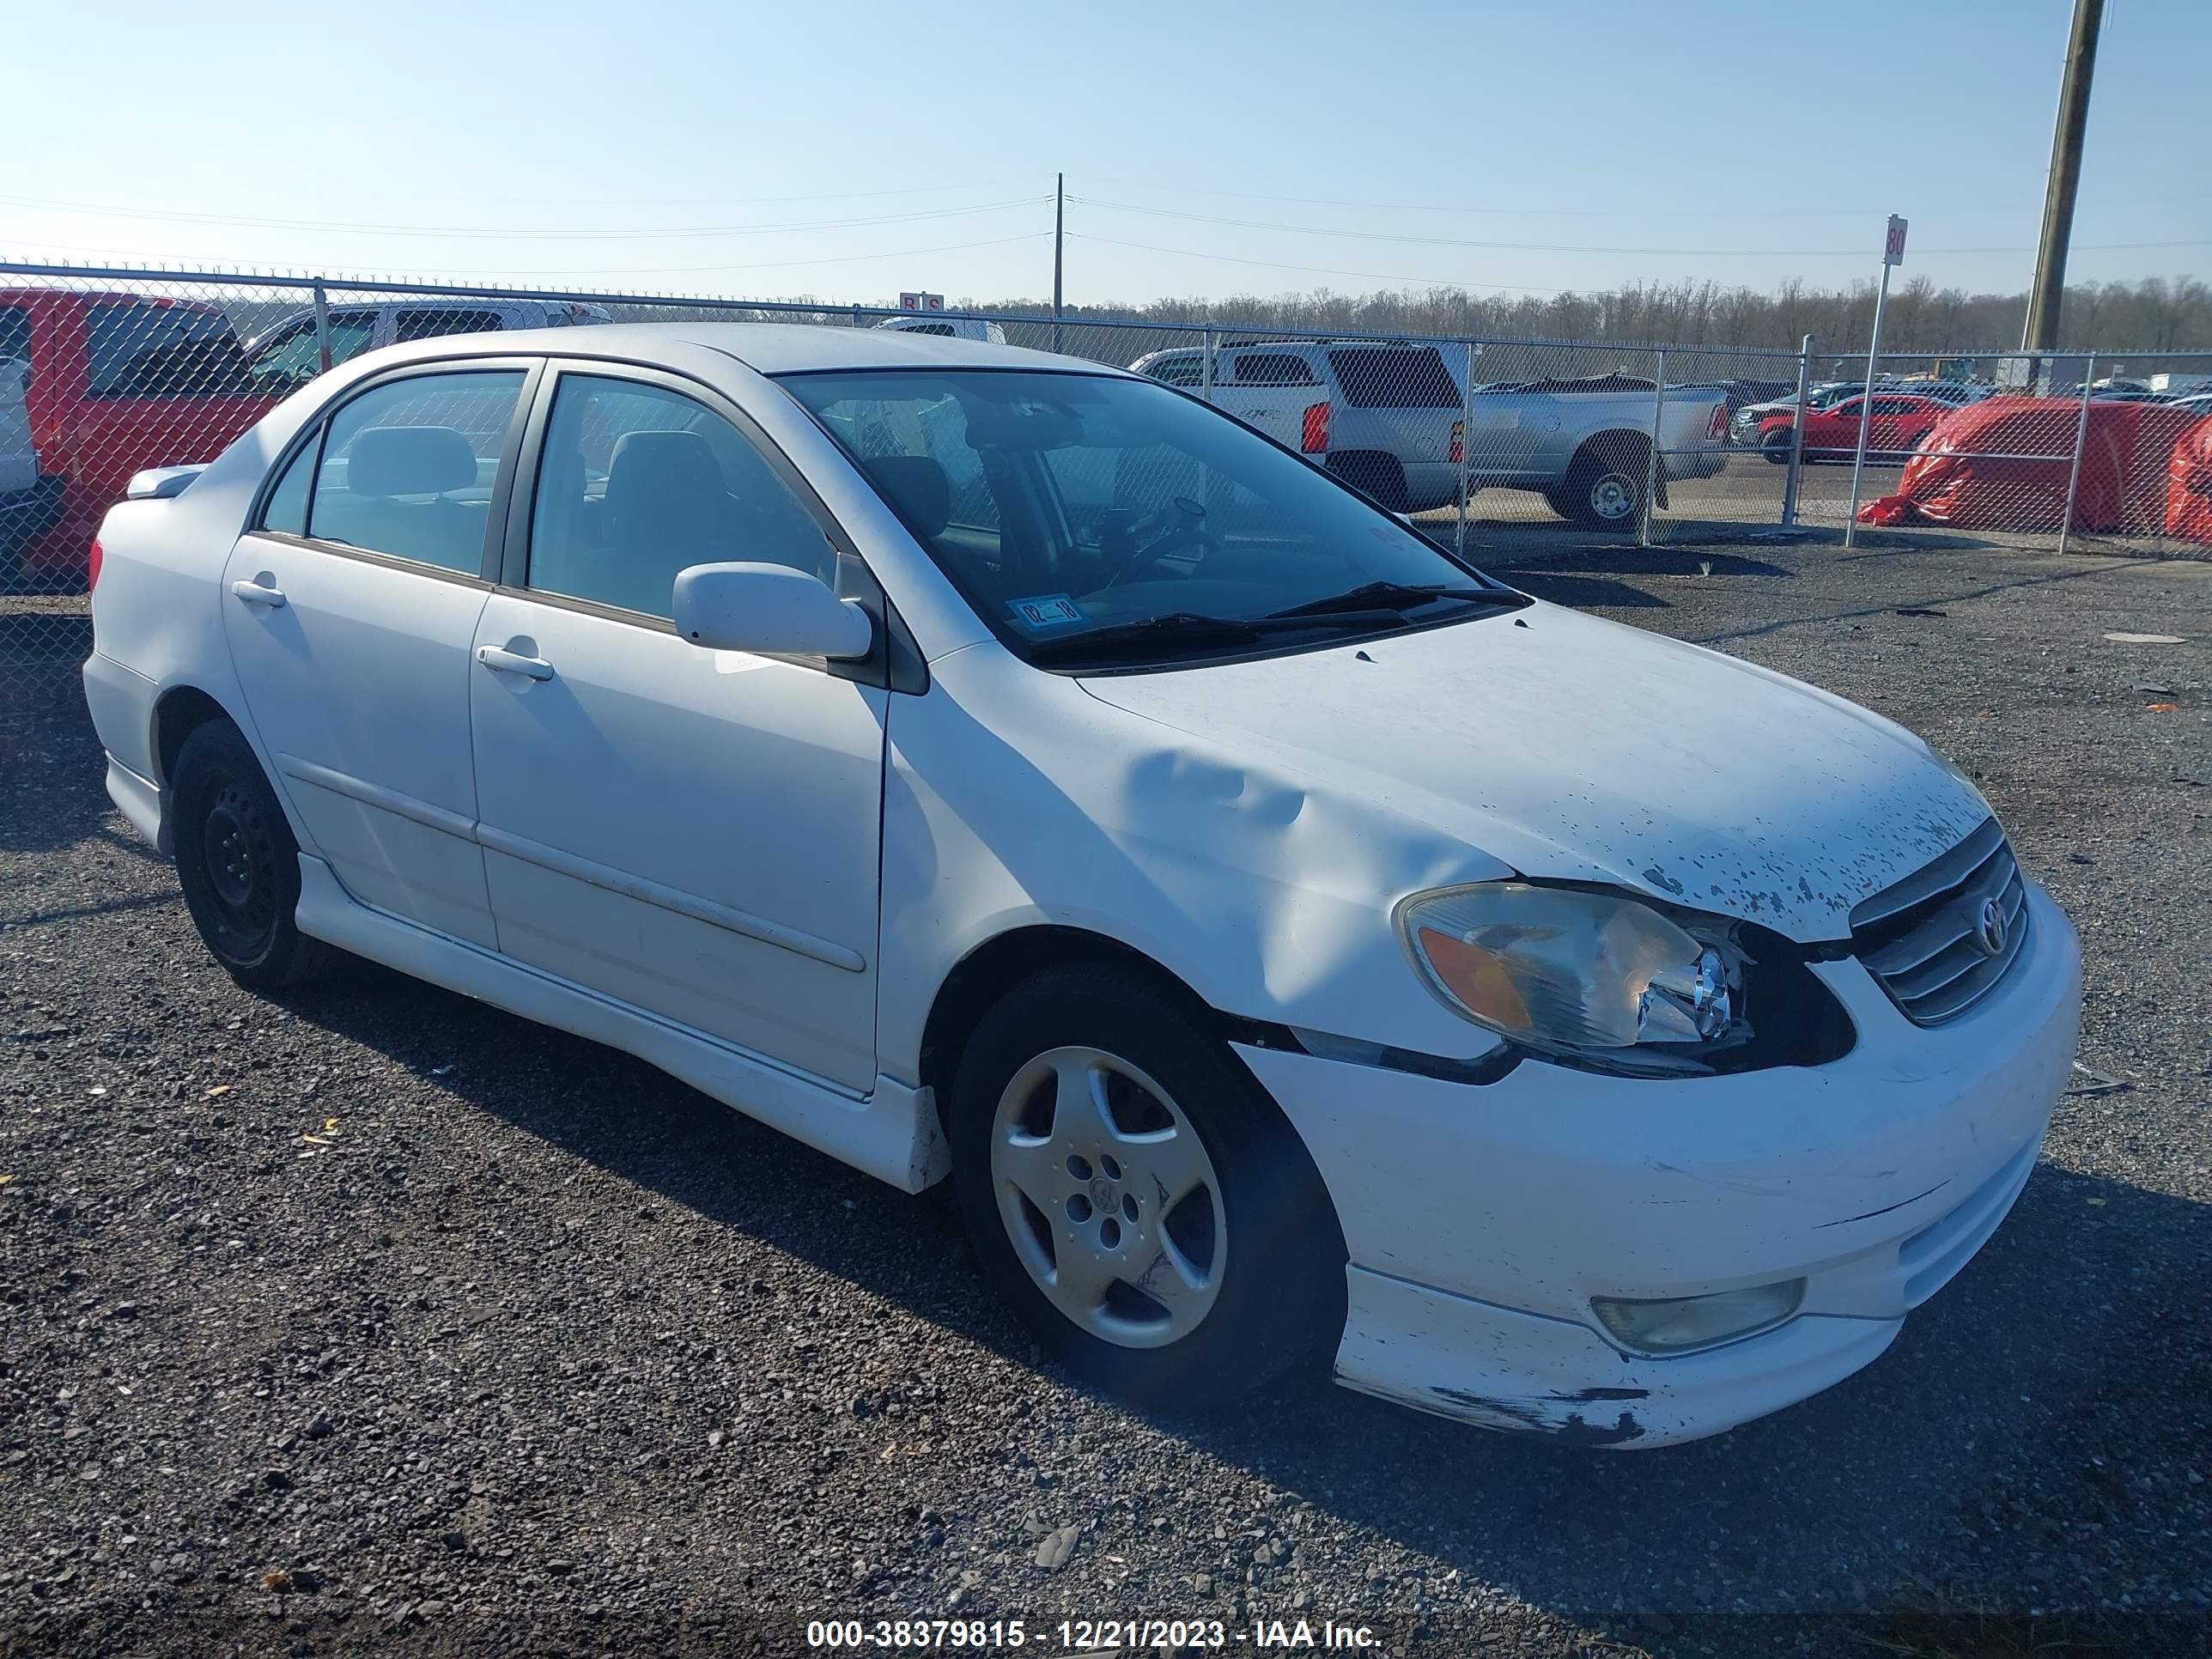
[221,362,533,948]
[468,367,885,1091]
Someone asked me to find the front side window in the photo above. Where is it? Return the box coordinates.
[247,311,378,389]
[1142,355,1206,387]
[526,374,833,620]
[781,368,1520,669]
[88,301,253,398]
[306,369,526,573]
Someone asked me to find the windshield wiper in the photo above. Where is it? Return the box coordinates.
[1027,606,1415,665]
[1265,580,1507,621]
[1026,612,1262,664]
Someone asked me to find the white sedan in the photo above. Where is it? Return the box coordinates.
[82,324,2081,1447]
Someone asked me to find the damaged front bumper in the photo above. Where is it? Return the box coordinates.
[1234,884,2081,1448]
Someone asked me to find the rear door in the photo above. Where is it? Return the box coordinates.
[1222,350,1322,452]
[466,364,887,1091]
[221,361,536,947]
[1325,346,1462,467]
[1808,397,1862,459]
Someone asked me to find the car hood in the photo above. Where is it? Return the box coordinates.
[1075,601,1990,943]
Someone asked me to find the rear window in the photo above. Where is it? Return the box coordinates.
[0,306,29,365]
[393,308,506,343]
[88,301,253,398]
[1328,348,1462,409]
[893,322,958,337]
[1231,353,1318,386]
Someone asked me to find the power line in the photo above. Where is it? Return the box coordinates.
[7,232,1052,283]
[1067,233,1566,295]
[0,192,1050,242]
[1070,196,2212,258]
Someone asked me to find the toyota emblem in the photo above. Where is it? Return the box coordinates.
[1975,896,2008,957]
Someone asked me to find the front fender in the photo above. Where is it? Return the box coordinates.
[874,647,1510,1085]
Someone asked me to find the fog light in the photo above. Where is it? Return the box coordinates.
[1591,1279,1806,1355]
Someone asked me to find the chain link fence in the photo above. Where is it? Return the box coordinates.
[4,260,2210,713]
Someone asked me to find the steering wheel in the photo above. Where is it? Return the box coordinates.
[1107,496,1224,586]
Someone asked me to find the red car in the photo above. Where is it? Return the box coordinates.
[0,289,278,586]
[1756,392,1954,465]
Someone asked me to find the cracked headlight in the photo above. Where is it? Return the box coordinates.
[1395,883,1739,1061]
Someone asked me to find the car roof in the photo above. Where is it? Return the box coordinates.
[366,319,1125,378]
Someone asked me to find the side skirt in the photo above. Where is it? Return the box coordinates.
[292,854,949,1193]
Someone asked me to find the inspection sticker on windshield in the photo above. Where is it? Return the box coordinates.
[1008,593,1085,628]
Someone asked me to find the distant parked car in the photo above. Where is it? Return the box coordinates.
[1131,343,1727,527]
[1729,381,1863,446]
[242,298,612,391]
[0,287,273,586]
[1755,392,1956,464]
[873,314,1008,345]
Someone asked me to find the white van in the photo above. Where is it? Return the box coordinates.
[242,299,613,390]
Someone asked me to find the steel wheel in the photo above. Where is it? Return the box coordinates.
[171,720,330,989]
[989,1045,1226,1350]
[196,777,282,957]
[1586,471,1638,523]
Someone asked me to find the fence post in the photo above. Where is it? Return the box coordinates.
[1639,349,1665,548]
[313,280,332,374]
[1200,329,1217,405]
[2057,360,2096,556]
[1781,333,1813,529]
[1456,341,1474,558]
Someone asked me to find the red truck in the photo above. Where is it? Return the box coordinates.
[1756,392,1954,465]
[0,289,277,587]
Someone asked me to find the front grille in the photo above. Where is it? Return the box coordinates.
[1850,817,2028,1024]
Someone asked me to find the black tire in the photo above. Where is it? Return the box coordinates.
[1560,441,1648,529]
[171,720,331,990]
[1327,452,1408,514]
[947,964,1344,1410]
[1760,428,1796,465]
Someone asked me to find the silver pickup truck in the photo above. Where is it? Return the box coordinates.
[1130,341,1729,529]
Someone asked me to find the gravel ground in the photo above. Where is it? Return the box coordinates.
[2,535,2208,1659]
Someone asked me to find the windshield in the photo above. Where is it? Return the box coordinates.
[779,368,1514,668]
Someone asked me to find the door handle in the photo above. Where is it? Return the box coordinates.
[476,644,555,682]
[230,578,286,608]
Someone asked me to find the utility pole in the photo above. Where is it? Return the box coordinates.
[2021,0,2104,358]
[1052,172,1065,354]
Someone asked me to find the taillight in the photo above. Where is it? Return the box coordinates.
[88,538,104,592]
[1449,419,1464,465]
[1301,400,1331,454]
[1706,405,1728,440]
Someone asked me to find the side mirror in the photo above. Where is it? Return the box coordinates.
[672,562,875,660]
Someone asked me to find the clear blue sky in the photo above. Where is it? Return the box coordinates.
[8,0,2206,306]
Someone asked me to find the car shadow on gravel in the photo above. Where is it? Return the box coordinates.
[271,956,2207,1626]
[0,682,146,858]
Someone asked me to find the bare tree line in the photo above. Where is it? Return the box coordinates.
[959,275,2212,358]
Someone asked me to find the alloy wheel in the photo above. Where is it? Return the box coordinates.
[989,1045,1227,1349]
